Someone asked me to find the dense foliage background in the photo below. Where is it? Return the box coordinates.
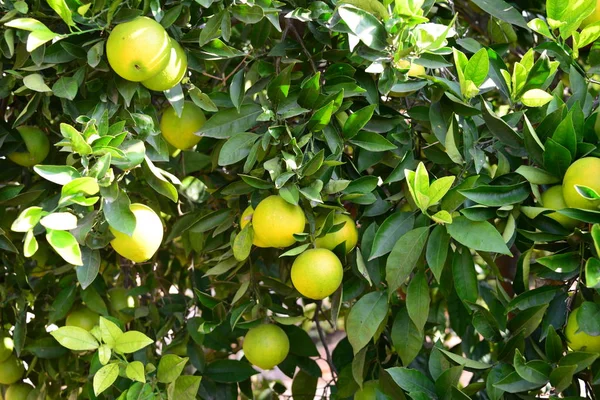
[5,0,600,398]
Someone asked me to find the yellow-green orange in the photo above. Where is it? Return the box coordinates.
[541,186,580,229]
[240,206,268,248]
[583,0,600,27]
[0,355,24,385]
[106,17,170,81]
[66,307,100,331]
[5,383,33,400]
[253,196,305,248]
[243,324,289,369]
[562,157,600,210]
[396,59,426,77]
[109,287,139,324]
[142,39,187,91]
[355,380,380,400]
[109,203,163,262]
[0,334,13,363]
[565,307,600,353]
[291,248,343,300]
[8,126,50,167]
[315,214,358,253]
[159,101,206,150]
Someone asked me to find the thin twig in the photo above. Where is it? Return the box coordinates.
[285,20,317,73]
[314,301,338,383]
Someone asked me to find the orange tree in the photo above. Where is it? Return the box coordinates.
[4,0,600,398]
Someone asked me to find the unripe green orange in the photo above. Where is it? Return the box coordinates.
[240,206,268,247]
[8,126,50,167]
[253,196,305,248]
[355,380,379,400]
[106,17,171,81]
[109,287,139,324]
[565,307,600,353]
[66,307,100,331]
[5,382,33,400]
[0,355,25,385]
[291,248,343,300]
[314,214,358,253]
[142,39,187,91]
[0,333,14,363]
[243,324,289,369]
[109,203,163,262]
[159,101,206,150]
[540,186,580,229]
[562,157,600,210]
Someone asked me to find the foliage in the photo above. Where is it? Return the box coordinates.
[4,0,600,398]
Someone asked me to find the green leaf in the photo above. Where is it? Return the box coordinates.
[370,212,415,260]
[46,0,74,26]
[558,351,599,374]
[268,64,294,106]
[60,123,92,156]
[481,101,523,148]
[199,10,224,46]
[446,216,511,255]
[428,176,455,206]
[386,227,429,295]
[337,5,387,50]
[231,4,263,23]
[452,247,479,305]
[576,301,600,336]
[11,206,44,232]
[438,348,492,370]
[40,212,77,230]
[197,104,262,139]
[298,72,321,109]
[77,249,100,289]
[170,376,202,400]
[142,158,179,203]
[459,183,529,207]
[549,365,577,393]
[343,104,377,139]
[34,165,81,185]
[292,370,318,400]
[493,371,544,393]
[99,316,123,347]
[469,0,528,28]
[46,229,83,265]
[52,76,78,100]
[349,131,397,152]
[51,326,99,351]
[513,349,550,385]
[391,307,422,366]
[464,48,489,87]
[346,290,389,354]
[229,69,246,112]
[218,133,259,166]
[586,258,600,288]
[158,354,188,383]
[385,367,436,398]
[23,73,52,92]
[205,360,258,382]
[233,224,253,262]
[426,225,450,282]
[515,166,559,185]
[308,101,335,132]
[93,363,120,396]
[507,304,548,338]
[101,186,136,237]
[114,331,153,354]
[126,361,146,383]
[536,252,580,273]
[521,89,553,107]
[406,271,430,332]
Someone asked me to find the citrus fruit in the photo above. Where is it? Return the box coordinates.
[109,203,163,262]
[0,355,24,385]
[396,59,426,77]
[240,206,268,247]
[562,157,600,210]
[66,307,100,331]
[7,126,50,167]
[159,101,206,150]
[5,383,33,400]
[583,0,600,27]
[291,248,343,300]
[540,185,580,229]
[106,17,171,81]
[0,333,14,363]
[252,196,306,248]
[355,380,379,400]
[142,39,187,91]
[109,287,139,311]
[242,324,289,370]
[314,214,358,253]
[565,307,600,353]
